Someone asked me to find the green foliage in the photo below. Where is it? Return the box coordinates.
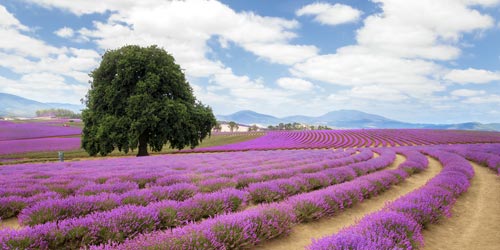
[227,121,238,132]
[157,206,179,229]
[267,122,332,130]
[248,124,259,132]
[81,45,216,156]
[36,108,81,118]
[0,201,26,219]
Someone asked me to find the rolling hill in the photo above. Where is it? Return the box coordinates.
[0,93,84,118]
[217,110,500,131]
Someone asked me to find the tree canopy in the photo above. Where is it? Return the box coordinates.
[81,45,216,156]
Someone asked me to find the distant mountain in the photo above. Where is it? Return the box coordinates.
[422,122,500,131]
[216,110,500,131]
[217,110,283,126]
[0,93,84,117]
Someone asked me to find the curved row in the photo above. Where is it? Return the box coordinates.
[308,148,474,249]
[194,129,500,151]
[86,150,427,249]
[1,149,366,221]
[0,150,398,248]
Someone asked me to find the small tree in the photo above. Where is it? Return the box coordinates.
[248,124,259,132]
[228,121,238,132]
[213,121,222,132]
[82,45,216,157]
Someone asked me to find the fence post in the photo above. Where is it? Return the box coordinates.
[58,151,64,162]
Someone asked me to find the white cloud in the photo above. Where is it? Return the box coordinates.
[292,48,445,98]
[0,5,29,31]
[0,4,101,104]
[296,3,362,26]
[242,43,318,65]
[54,27,74,38]
[292,0,497,105]
[0,74,87,104]
[356,0,495,61]
[22,0,137,15]
[0,48,100,83]
[48,0,323,110]
[451,89,486,97]
[277,77,314,91]
[328,85,408,102]
[0,27,64,58]
[32,0,318,68]
[444,68,500,84]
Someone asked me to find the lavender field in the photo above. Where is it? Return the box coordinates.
[0,120,82,156]
[1,129,500,249]
[0,121,263,164]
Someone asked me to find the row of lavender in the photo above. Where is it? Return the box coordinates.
[94,144,500,249]
[308,147,475,249]
[83,149,427,249]
[0,150,398,249]
[443,143,500,174]
[1,149,355,195]
[11,149,381,227]
[193,129,500,151]
[1,149,364,221]
[101,144,500,250]
[0,149,362,205]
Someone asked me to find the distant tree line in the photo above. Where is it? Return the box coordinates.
[36,109,81,119]
[267,122,332,130]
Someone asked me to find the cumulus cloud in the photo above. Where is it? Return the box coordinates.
[293,0,496,103]
[276,77,314,91]
[0,74,88,104]
[296,3,362,26]
[444,68,500,84]
[0,4,100,103]
[292,48,445,98]
[357,0,495,60]
[54,27,74,38]
[0,5,29,31]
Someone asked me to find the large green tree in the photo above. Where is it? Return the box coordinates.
[82,45,216,156]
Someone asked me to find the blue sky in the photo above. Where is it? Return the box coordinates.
[0,0,499,123]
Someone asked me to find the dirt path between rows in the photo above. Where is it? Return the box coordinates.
[255,156,442,250]
[423,162,500,250]
[388,153,405,170]
[0,217,21,230]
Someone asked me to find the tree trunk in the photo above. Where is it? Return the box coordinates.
[137,134,149,157]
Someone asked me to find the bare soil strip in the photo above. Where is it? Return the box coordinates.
[0,217,21,230]
[387,153,405,170]
[423,162,500,250]
[255,156,442,250]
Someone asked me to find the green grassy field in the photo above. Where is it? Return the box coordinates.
[0,133,264,165]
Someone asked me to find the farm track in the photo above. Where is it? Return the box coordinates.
[255,155,442,250]
[0,217,21,230]
[423,161,500,250]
